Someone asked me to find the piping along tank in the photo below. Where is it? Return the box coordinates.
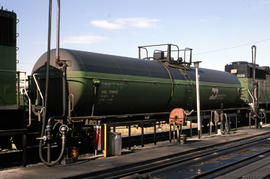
[31,49,242,116]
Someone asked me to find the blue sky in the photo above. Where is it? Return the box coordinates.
[1,0,270,74]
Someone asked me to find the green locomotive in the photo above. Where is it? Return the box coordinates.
[0,9,25,131]
[225,61,270,109]
[0,9,17,110]
[0,9,26,162]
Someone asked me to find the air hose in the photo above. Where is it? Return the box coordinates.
[38,116,67,166]
[38,134,65,166]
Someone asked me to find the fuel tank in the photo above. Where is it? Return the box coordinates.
[31,49,241,116]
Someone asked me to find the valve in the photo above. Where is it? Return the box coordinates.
[36,136,47,142]
[59,124,69,134]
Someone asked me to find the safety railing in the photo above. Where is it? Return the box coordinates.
[138,43,193,67]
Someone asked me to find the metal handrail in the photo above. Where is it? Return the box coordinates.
[15,71,32,126]
[138,43,180,60]
[22,72,32,127]
[138,47,148,59]
[33,73,44,107]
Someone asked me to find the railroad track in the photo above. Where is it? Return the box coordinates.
[150,136,270,178]
[66,132,270,179]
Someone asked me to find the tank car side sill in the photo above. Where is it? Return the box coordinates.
[70,111,170,121]
[70,106,250,122]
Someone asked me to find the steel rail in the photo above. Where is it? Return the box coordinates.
[64,132,270,179]
[108,135,270,179]
[191,147,270,179]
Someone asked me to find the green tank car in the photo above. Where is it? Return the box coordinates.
[31,48,242,116]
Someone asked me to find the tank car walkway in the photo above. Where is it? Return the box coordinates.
[1,125,270,179]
